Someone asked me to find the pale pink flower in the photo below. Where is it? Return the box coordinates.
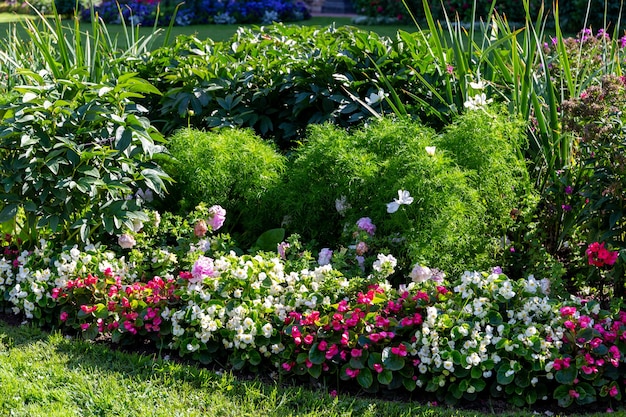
[208,205,226,230]
[191,256,218,282]
[118,233,136,249]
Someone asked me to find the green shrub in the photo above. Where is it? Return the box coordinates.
[436,105,533,233]
[161,128,286,244]
[132,25,443,149]
[265,113,533,277]
[0,72,170,245]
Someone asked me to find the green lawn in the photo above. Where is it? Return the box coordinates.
[0,13,418,44]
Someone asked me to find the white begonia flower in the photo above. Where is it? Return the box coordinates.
[386,189,414,213]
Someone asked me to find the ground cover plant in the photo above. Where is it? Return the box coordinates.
[2,0,626,414]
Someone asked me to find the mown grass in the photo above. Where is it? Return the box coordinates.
[0,13,415,44]
[0,318,620,417]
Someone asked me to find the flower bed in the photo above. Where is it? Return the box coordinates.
[0,206,624,411]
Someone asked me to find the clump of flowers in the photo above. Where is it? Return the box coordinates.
[586,242,619,268]
[551,301,626,407]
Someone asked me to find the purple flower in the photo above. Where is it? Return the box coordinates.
[562,204,572,212]
[356,217,376,236]
[564,185,573,195]
[492,266,503,274]
[208,205,226,230]
[277,241,290,259]
[318,248,333,266]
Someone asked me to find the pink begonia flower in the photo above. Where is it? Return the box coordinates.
[194,220,208,237]
[318,248,333,266]
[118,233,136,249]
[610,385,619,397]
[345,368,360,378]
[208,205,226,230]
[80,323,90,331]
[60,311,69,322]
[356,217,376,235]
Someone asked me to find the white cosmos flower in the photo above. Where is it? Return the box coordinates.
[386,189,414,213]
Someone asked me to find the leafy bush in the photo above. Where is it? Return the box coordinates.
[263,113,532,277]
[0,71,171,245]
[437,105,534,234]
[160,128,285,244]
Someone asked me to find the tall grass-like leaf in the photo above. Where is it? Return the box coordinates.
[0,1,164,85]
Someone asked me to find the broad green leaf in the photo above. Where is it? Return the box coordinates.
[356,367,373,389]
[254,228,285,252]
[0,204,18,223]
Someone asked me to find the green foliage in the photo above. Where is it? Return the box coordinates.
[266,114,532,277]
[436,106,534,232]
[132,24,444,148]
[161,128,285,244]
[0,3,164,92]
[0,71,170,245]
